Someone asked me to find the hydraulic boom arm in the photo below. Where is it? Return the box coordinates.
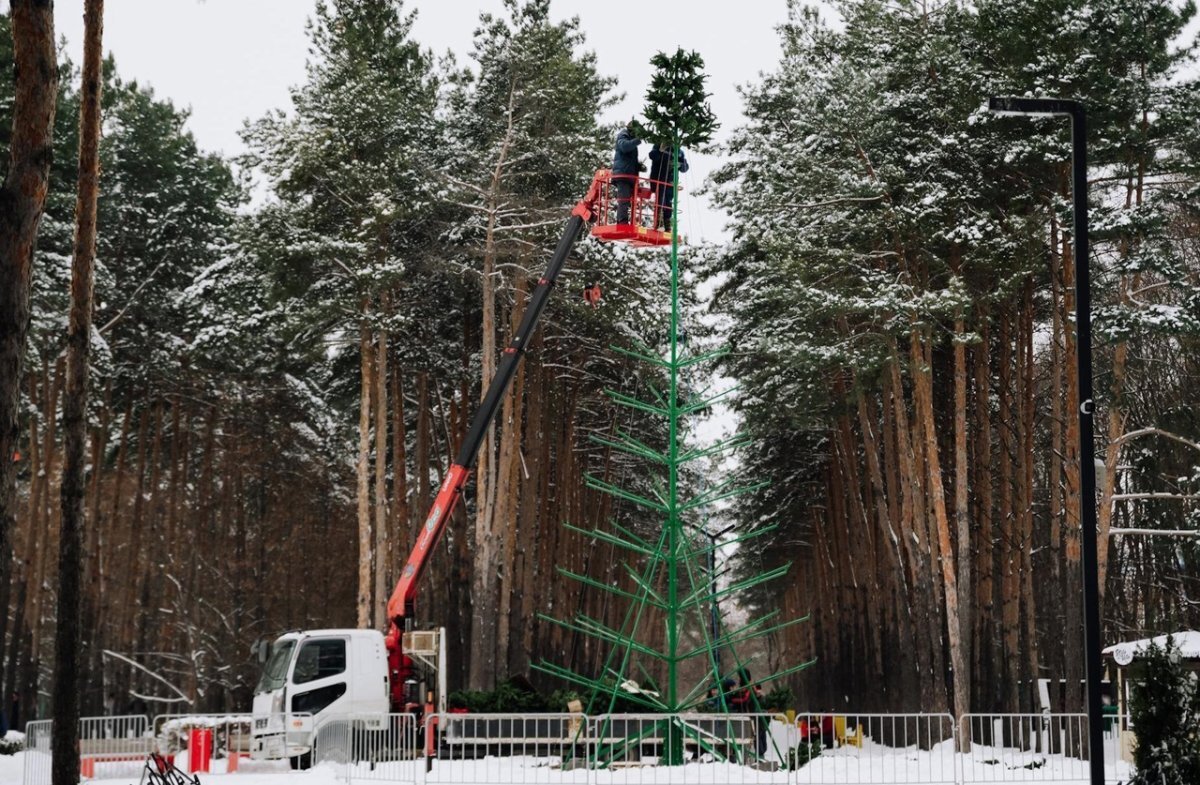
[383,181,602,706]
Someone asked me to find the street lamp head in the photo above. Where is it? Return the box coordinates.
[988,96,1080,117]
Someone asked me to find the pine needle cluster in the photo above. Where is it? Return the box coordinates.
[630,48,718,148]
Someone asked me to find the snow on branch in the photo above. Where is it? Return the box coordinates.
[102,649,192,705]
[1116,427,1200,454]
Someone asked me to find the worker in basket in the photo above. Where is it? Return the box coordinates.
[648,143,688,231]
[611,121,641,224]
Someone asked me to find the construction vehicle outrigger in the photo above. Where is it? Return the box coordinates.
[249,170,680,765]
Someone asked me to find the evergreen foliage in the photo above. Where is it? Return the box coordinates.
[1129,637,1200,785]
[706,0,1200,712]
[630,48,718,148]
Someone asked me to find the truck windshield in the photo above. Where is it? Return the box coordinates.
[255,640,295,693]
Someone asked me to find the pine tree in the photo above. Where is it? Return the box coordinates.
[52,2,103,782]
[443,0,617,690]
[1129,636,1200,785]
[0,2,59,702]
[241,0,441,630]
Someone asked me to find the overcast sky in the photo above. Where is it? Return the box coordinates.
[50,0,825,244]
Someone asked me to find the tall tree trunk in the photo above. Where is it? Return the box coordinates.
[53,2,102,779]
[390,367,409,569]
[1097,157,1143,602]
[0,0,59,687]
[1047,214,1065,688]
[356,312,374,629]
[971,309,994,711]
[953,318,972,730]
[911,328,967,724]
[496,268,529,670]
[1018,279,1039,709]
[952,252,972,730]
[28,360,61,716]
[373,326,389,629]
[998,309,1020,712]
[886,351,936,707]
[469,83,517,689]
[1060,177,1085,711]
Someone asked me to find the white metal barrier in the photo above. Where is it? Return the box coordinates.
[22,715,152,785]
[20,720,51,785]
[15,711,1142,785]
[788,713,958,785]
[429,712,586,785]
[960,714,1132,784]
[586,713,785,785]
[311,712,422,782]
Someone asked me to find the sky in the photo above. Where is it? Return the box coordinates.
[51,0,827,244]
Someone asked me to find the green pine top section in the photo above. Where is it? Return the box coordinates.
[630,48,718,148]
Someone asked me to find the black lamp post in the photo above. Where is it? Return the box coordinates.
[988,96,1103,785]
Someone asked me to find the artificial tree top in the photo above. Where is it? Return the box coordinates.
[630,48,718,148]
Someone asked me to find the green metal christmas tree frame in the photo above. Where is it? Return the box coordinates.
[534,49,813,768]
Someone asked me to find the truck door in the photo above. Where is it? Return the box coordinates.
[288,637,350,717]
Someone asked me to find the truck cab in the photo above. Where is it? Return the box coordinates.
[250,629,389,761]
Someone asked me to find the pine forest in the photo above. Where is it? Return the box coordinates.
[0,0,1198,730]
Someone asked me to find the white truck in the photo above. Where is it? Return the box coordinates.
[249,628,446,765]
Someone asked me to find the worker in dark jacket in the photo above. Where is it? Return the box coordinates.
[611,123,641,224]
[649,143,689,230]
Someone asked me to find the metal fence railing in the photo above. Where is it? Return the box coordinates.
[584,713,784,785]
[960,714,1132,784]
[21,720,51,785]
[15,710,1143,785]
[429,712,585,784]
[311,712,421,781]
[788,713,958,785]
[23,715,152,785]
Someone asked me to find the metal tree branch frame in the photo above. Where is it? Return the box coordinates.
[535,138,813,768]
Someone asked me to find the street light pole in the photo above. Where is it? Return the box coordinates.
[988,96,1104,785]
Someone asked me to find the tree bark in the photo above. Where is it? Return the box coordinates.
[1018,279,1038,709]
[496,268,529,669]
[971,310,994,710]
[998,308,1020,712]
[0,0,59,689]
[356,312,374,629]
[390,366,409,567]
[952,253,972,732]
[469,82,517,689]
[910,328,966,723]
[53,1,102,778]
[373,326,389,629]
[1097,159,1142,602]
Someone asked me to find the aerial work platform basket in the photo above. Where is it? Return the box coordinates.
[586,170,680,247]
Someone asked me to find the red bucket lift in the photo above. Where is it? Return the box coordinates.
[585,169,679,247]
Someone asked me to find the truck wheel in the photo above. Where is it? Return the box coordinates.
[290,751,312,770]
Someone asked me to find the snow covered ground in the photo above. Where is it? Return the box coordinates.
[0,717,1134,785]
[0,739,1134,785]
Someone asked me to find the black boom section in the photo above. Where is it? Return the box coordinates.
[455,214,586,468]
